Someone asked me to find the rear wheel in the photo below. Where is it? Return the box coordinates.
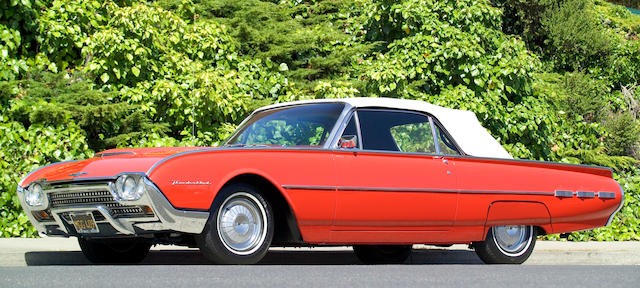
[353,245,412,264]
[78,237,151,264]
[473,225,536,264]
[196,183,274,264]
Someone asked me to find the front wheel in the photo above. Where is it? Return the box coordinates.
[78,237,151,264]
[353,245,412,264]
[473,225,536,264]
[196,183,274,264]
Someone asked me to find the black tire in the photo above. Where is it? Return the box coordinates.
[78,237,151,264]
[196,183,274,264]
[353,245,412,264]
[473,225,536,264]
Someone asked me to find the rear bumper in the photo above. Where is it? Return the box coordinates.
[17,178,209,237]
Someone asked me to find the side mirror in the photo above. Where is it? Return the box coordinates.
[338,135,358,149]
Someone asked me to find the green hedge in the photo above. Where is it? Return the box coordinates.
[0,0,638,240]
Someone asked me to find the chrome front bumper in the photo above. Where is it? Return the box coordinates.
[17,178,209,237]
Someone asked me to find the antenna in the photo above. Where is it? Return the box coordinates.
[191,13,198,146]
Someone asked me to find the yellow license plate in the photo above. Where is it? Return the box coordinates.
[70,212,99,233]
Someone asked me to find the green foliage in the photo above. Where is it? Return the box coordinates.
[313,81,360,99]
[83,3,234,87]
[541,0,618,70]
[358,0,555,159]
[0,120,93,237]
[605,0,640,9]
[2,72,167,151]
[598,1,640,35]
[552,72,612,123]
[158,0,373,91]
[557,147,639,172]
[604,40,640,88]
[603,113,640,156]
[38,0,106,72]
[499,0,640,87]
[0,0,37,80]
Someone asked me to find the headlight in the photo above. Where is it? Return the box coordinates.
[112,175,145,201]
[25,183,44,206]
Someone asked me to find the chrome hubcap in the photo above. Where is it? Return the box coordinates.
[217,192,266,255]
[492,225,533,257]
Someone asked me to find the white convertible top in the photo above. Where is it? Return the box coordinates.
[257,97,513,159]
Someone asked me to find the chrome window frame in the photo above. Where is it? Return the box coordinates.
[428,116,441,155]
[223,102,351,149]
[330,107,464,156]
[332,108,363,150]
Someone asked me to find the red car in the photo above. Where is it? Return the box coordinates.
[17,98,624,264]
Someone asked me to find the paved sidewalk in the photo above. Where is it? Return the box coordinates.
[1,238,639,266]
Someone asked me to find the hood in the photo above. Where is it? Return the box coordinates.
[19,147,207,187]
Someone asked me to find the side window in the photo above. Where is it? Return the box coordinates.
[357,110,436,153]
[435,124,460,155]
[390,122,436,153]
[341,115,358,138]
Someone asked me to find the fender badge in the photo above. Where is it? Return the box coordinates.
[69,172,88,177]
[171,180,211,185]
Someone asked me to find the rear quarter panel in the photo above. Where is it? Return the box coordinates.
[455,157,622,239]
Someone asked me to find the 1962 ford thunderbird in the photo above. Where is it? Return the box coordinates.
[17,98,624,264]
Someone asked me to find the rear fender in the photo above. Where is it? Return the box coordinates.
[483,201,552,239]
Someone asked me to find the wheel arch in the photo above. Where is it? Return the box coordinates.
[218,173,304,245]
[482,201,552,240]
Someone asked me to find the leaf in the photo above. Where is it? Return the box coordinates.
[131,67,140,77]
[100,73,109,83]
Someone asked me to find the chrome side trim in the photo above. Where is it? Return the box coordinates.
[576,191,595,198]
[598,192,616,199]
[282,185,336,191]
[554,190,574,198]
[282,185,555,196]
[338,186,459,193]
[606,182,625,226]
[146,148,218,175]
[458,190,554,196]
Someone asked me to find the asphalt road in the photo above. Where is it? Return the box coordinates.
[1,265,638,288]
[1,239,639,288]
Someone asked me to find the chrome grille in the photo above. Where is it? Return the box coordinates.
[46,184,153,219]
[50,190,115,208]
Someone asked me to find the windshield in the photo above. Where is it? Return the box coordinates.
[226,103,345,147]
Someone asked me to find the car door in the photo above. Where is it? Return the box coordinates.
[332,109,458,233]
